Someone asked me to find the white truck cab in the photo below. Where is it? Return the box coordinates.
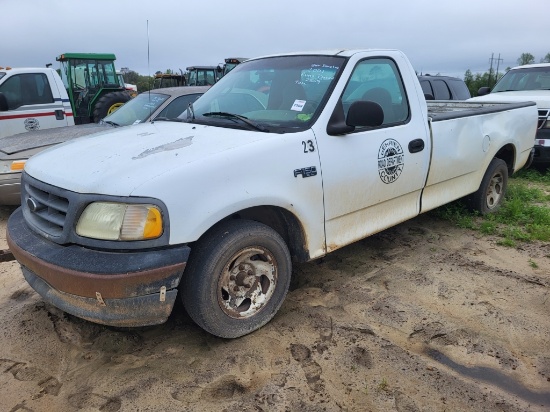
[469,63,550,167]
[0,66,74,139]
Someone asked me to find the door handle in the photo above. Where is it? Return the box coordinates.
[55,110,64,120]
[408,139,424,153]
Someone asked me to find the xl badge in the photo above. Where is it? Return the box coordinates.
[378,139,404,184]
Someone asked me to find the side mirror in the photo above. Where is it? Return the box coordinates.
[0,92,8,111]
[477,86,491,96]
[327,100,384,135]
[347,101,384,128]
[424,93,435,101]
[327,100,354,135]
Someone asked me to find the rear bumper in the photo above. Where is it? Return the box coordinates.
[7,207,189,327]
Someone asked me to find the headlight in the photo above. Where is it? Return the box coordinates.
[76,202,163,241]
[0,160,26,174]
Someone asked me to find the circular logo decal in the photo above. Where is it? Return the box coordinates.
[378,139,404,184]
[24,118,40,131]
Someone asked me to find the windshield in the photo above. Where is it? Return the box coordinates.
[0,72,6,81]
[187,55,345,133]
[102,92,169,126]
[492,66,550,92]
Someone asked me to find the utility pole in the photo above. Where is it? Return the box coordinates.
[488,53,494,88]
[488,53,503,88]
[494,53,503,85]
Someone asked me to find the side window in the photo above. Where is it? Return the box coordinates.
[0,75,22,109]
[341,58,409,127]
[420,80,434,99]
[34,74,54,103]
[432,80,451,100]
[448,79,471,99]
[102,62,118,85]
[156,94,202,119]
[0,73,54,109]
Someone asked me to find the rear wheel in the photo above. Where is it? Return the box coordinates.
[181,219,292,338]
[468,158,508,214]
[92,91,131,123]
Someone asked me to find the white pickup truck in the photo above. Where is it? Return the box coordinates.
[469,63,550,167]
[7,49,537,338]
[0,67,74,138]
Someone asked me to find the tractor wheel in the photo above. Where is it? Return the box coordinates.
[92,91,131,123]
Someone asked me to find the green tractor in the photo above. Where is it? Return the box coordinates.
[56,53,132,124]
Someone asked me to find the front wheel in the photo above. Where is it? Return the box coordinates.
[468,158,508,214]
[181,220,292,338]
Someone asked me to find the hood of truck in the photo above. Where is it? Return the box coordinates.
[24,122,270,195]
[468,90,550,108]
[0,124,111,157]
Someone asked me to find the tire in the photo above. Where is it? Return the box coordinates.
[468,158,508,214]
[181,219,292,338]
[92,91,131,123]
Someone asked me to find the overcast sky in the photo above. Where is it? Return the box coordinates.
[2,0,547,79]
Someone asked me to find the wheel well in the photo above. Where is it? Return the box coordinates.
[195,206,310,263]
[494,144,516,174]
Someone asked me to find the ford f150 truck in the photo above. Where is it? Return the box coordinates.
[469,63,550,167]
[7,49,538,339]
[0,67,75,138]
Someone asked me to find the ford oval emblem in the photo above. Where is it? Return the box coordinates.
[27,197,39,212]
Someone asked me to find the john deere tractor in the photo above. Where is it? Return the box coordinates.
[56,53,132,124]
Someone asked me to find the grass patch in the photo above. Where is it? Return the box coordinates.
[431,167,550,245]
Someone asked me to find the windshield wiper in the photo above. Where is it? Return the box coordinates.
[102,120,120,127]
[202,112,269,132]
[153,117,186,123]
[186,102,195,121]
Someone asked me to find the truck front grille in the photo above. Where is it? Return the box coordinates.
[20,172,79,243]
[24,182,70,237]
[539,109,549,129]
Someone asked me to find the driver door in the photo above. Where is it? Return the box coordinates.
[315,57,431,251]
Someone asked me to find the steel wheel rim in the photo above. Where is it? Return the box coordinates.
[217,247,278,319]
[486,172,504,209]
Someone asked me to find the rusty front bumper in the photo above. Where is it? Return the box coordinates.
[7,208,189,327]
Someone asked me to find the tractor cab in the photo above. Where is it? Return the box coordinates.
[186,66,222,86]
[222,57,248,77]
[153,70,187,89]
[56,53,131,124]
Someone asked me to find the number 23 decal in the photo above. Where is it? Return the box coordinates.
[302,140,315,153]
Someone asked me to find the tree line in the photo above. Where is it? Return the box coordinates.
[464,52,550,97]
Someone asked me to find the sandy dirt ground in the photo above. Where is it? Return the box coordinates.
[1,204,549,412]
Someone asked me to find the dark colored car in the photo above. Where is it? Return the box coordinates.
[418,75,471,100]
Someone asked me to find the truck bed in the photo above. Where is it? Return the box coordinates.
[427,100,536,121]
[421,100,537,213]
